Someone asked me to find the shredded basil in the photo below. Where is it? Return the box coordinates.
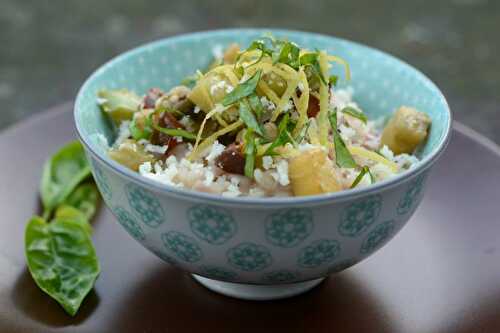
[275,41,300,70]
[239,99,264,136]
[341,106,368,124]
[222,69,262,106]
[295,119,311,144]
[329,75,339,86]
[300,52,327,85]
[244,129,256,178]
[350,166,373,188]
[129,115,153,140]
[265,114,292,155]
[152,124,197,140]
[329,110,357,168]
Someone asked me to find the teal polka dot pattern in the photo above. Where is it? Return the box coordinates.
[162,231,202,263]
[126,183,165,228]
[262,270,299,283]
[227,242,273,272]
[298,239,341,268]
[265,208,313,248]
[326,259,357,274]
[113,206,145,241]
[397,173,427,215]
[91,160,112,201]
[360,221,395,255]
[187,205,237,245]
[199,266,238,281]
[339,195,382,237]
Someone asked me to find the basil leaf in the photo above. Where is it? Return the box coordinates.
[275,41,300,69]
[25,216,100,316]
[55,205,93,236]
[40,141,91,219]
[300,52,327,85]
[97,89,141,123]
[265,114,292,155]
[244,129,256,178]
[239,99,264,136]
[329,111,357,168]
[222,69,262,106]
[341,106,368,124]
[248,93,264,120]
[62,183,99,221]
[295,119,311,144]
[350,166,373,188]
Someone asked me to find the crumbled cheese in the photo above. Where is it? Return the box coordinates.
[138,139,168,154]
[393,154,419,170]
[179,116,195,132]
[210,80,228,95]
[282,100,294,112]
[114,121,131,146]
[262,156,274,170]
[379,145,395,160]
[339,124,357,142]
[371,163,395,180]
[275,159,290,186]
[138,161,152,174]
[193,106,201,114]
[205,140,225,163]
[260,96,276,111]
[203,169,215,186]
[298,82,305,92]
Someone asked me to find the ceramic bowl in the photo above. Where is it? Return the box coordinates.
[74,29,451,300]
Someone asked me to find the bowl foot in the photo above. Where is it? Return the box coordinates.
[191,274,325,300]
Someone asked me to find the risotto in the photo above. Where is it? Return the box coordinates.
[97,36,431,197]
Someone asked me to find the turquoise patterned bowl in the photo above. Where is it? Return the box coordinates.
[74,29,451,300]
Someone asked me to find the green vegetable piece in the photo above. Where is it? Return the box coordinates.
[238,99,264,136]
[329,75,339,86]
[295,119,311,144]
[97,89,141,123]
[350,166,374,188]
[341,106,368,124]
[248,93,264,120]
[265,114,292,155]
[329,111,357,168]
[25,216,100,316]
[222,70,262,106]
[300,52,327,85]
[152,122,197,140]
[55,205,92,235]
[244,129,256,178]
[275,41,300,69]
[40,141,91,219]
[129,115,153,141]
[63,183,99,221]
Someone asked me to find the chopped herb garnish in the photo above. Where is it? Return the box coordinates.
[329,75,339,86]
[222,69,262,106]
[300,52,327,85]
[275,41,300,70]
[341,106,368,124]
[129,116,153,140]
[329,110,357,168]
[244,129,256,178]
[248,93,264,120]
[238,99,264,136]
[350,166,373,188]
[152,122,197,140]
[265,113,292,155]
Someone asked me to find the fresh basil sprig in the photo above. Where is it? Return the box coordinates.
[329,110,357,168]
[222,69,262,106]
[248,93,264,120]
[26,141,102,316]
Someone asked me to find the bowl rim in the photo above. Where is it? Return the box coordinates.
[74,28,452,207]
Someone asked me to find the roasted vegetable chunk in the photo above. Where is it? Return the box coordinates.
[381,106,431,154]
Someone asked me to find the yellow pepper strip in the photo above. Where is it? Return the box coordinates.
[292,69,309,137]
[317,51,330,146]
[327,55,351,81]
[188,120,243,161]
[348,145,398,172]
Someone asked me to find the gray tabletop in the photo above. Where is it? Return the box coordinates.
[1,0,499,142]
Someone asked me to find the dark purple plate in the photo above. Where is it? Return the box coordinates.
[1,104,500,333]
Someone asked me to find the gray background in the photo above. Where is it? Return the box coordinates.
[1,0,499,142]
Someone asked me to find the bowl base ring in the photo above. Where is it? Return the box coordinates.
[191,274,325,301]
